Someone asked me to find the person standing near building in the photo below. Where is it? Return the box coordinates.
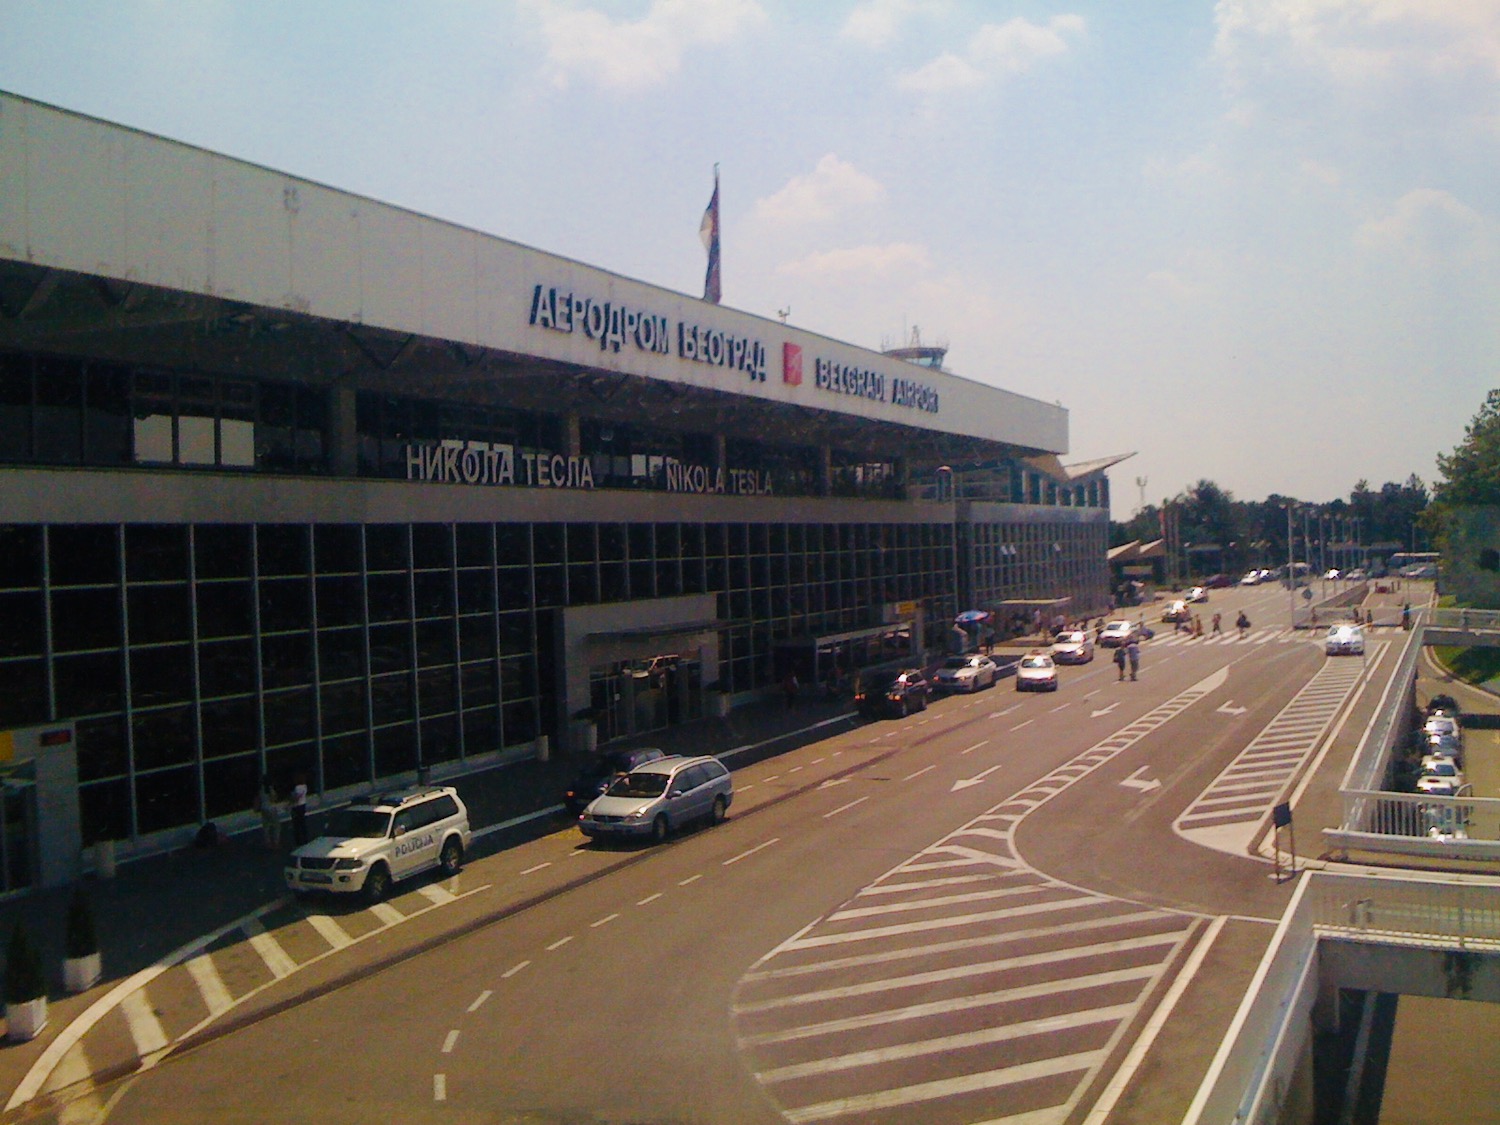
[290,772,309,846]
[254,775,282,850]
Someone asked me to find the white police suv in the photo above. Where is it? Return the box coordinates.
[285,785,470,903]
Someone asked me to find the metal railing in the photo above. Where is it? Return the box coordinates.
[1306,871,1500,948]
[1341,788,1498,841]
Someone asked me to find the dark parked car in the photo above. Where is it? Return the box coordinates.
[564,747,667,815]
[855,668,932,718]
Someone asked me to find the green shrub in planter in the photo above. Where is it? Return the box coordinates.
[5,921,45,1004]
[65,887,99,959]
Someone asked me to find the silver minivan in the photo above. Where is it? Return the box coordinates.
[578,755,732,843]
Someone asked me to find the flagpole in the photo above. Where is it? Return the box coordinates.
[700,164,721,304]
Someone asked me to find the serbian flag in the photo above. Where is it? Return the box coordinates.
[699,167,721,304]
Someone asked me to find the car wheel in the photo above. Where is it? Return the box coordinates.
[898,698,908,718]
[710,795,728,825]
[651,815,669,843]
[439,838,463,876]
[362,863,391,904]
[918,693,928,712]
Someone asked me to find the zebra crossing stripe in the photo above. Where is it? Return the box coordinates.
[743,910,1179,983]
[742,966,1160,1046]
[183,952,234,1017]
[242,917,297,979]
[828,881,1044,921]
[761,1003,1135,1084]
[303,912,353,951]
[738,931,1186,1014]
[119,989,169,1059]
[781,892,1117,951]
[783,1049,1106,1123]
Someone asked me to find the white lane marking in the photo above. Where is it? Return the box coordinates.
[638,892,663,906]
[817,778,849,790]
[183,953,234,1018]
[789,766,804,773]
[590,913,620,928]
[1091,702,1119,717]
[433,1074,446,1102]
[1084,917,1227,1124]
[742,967,1157,1046]
[990,705,1020,718]
[1216,701,1248,715]
[546,936,573,951]
[119,989,169,1058]
[417,884,456,905]
[738,783,756,792]
[302,912,353,951]
[738,933,1181,1014]
[39,1039,97,1101]
[828,882,1045,921]
[1120,765,1161,792]
[679,874,703,886]
[855,873,1011,897]
[370,902,405,926]
[467,990,492,1012]
[952,763,1004,791]
[502,960,530,978]
[724,838,780,865]
[902,765,936,781]
[520,862,551,875]
[811,756,827,764]
[762,774,781,782]
[1009,719,1034,731]
[781,893,1112,951]
[785,1049,1105,1122]
[763,1004,1133,1083]
[960,739,990,756]
[442,1030,460,1054]
[242,918,297,979]
[823,797,869,819]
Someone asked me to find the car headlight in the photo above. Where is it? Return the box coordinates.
[333,858,363,871]
[626,807,652,819]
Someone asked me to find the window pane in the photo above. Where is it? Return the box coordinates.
[76,716,127,782]
[257,525,309,576]
[134,413,174,463]
[368,623,411,674]
[0,590,43,657]
[200,696,257,757]
[132,706,195,770]
[34,356,83,463]
[320,679,367,735]
[318,627,365,682]
[195,525,252,580]
[0,352,31,463]
[126,525,189,582]
[0,660,46,726]
[204,754,259,819]
[322,732,370,790]
[54,651,123,716]
[131,644,193,707]
[261,632,312,689]
[259,577,311,633]
[128,584,191,644]
[314,525,362,574]
[199,638,255,698]
[370,673,412,725]
[136,766,199,834]
[263,688,314,745]
[178,412,216,465]
[197,581,253,638]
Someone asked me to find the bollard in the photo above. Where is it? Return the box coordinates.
[94,839,116,879]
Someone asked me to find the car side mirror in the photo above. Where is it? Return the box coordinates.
[669,789,684,798]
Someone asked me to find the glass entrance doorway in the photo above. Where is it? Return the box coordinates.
[589,652,704,743]
[0,774,37,897]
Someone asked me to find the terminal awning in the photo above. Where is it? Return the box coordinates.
[585,619,723,644]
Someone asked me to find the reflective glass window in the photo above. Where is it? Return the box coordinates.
[197,581,252,638]
[132,706,194,770]
[200,696,257,757]
[126,525,189,582]
[136,766,199,833]
[130,644,193,707]
[195,525,252,580]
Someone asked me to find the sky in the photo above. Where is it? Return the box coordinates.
[1,1,1496,515]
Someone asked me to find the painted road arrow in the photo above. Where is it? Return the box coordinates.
[1216,701,1248,715]
[1120,765,1161,792]
[1091,702,1120,718]
[952,764,1003,791]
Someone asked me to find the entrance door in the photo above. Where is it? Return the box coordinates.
[588,652,703,743]
[0,777,36,896]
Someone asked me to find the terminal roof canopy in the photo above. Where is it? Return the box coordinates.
[0,90,1069,469]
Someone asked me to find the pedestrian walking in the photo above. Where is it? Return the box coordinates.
[1125,637,1140,681]
[1236,611,1250,638]
[1192,615,1203,638]
[290,772,309,847]
[1113,645,1126,681]
[254,774,282,850]
[1211,612,1222,635]
[1402,603,1411,631]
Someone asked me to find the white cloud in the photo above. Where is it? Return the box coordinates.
[1355,188,1492,262]
[1214,0,1500,84]
[839,0,936,50]
[753,154,887,226]
[777,242,931,279]
[522,0,766,92]
[897,14,1085,94]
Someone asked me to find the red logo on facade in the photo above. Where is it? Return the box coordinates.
[783,342,803,386]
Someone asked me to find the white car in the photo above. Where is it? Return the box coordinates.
[1324,624,1365,656]
[285,786,470,902]
[579,755,732,843]
[1161,600,1191,623]
[1050,631,1095,665]
[934,654,1000,692]
[1015,651,1059,692]
[1185,586,1208,603]
[1240,571,1262,586]
[1423,716,1461,744]
[1099,620,1135,648]
[1416,758,1465,795]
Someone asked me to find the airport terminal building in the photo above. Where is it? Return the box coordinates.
[0,92,1117,883]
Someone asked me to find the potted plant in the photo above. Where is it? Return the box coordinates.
[63,886,102,994]
[5,920,47,1042]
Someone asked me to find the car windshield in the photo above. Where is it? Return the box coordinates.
[325,808,392,839]
[942,657,973,669]
[1056,632,1084,644]
[606,772,671,799]
[1428,762,1458,777]
[1021,656,1051,669]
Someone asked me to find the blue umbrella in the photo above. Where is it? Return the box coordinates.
[955,610,991,624]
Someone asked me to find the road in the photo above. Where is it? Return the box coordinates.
[35,583,1400,1125]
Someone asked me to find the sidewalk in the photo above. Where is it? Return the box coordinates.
[0,690,858,1110]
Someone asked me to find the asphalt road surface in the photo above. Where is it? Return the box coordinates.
[45,583,1398,1125]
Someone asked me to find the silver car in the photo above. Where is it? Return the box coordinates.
[934,654,999,692]
[579,755,732,843]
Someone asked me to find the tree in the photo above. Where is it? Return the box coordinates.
[1433,390,1500,507]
